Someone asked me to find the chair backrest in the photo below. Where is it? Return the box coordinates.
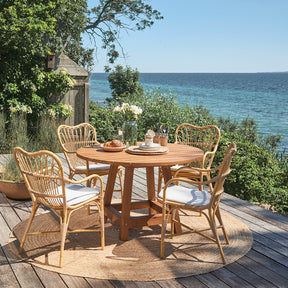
[57,123,99,171]
[14,147,66,208]
[211,142,236,204]
[175,124,220,169]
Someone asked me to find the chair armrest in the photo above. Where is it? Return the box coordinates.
[174,164,221,177]
[64,175,104,195]
[201,151,216,168]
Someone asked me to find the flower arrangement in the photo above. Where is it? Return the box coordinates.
[113,103,142,122]
[113,103,142,146]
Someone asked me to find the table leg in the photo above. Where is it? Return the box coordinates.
[120,166,134,240]
[146,167,156,215]
[104,164,119,222]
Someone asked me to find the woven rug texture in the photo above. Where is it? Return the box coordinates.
[9,207,253,281]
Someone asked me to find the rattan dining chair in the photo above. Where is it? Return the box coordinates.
[157,124,220,193]
[14,147,105,268]
[158,142,236,264]
[57,123,123,198]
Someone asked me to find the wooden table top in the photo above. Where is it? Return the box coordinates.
[76,143,204,168]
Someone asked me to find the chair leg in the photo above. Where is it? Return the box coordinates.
[171,208,176,237]
[59,216,68,268]
[118,168,124,200]
[158,167,163,193]
[18,201,39,254]
[99,209,105,250]
[208,210,226,264]
[160,204,169,259]
[160,218,168,259]
[215,207,229,244]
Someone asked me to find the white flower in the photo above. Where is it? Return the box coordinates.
[38,72,45,79]
[30,84,37,92]
[48,109,56,118]
[114,103,142,121]
[20,105,32,114]
[113,106,121,112]
[9,107,17,113]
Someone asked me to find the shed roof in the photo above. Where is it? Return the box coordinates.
[54,53,88,77]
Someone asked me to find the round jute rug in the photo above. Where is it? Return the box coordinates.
[9,207,252,281]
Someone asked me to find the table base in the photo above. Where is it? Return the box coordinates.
[105,200,164,240]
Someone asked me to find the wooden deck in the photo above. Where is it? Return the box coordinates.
[1,153,288,288]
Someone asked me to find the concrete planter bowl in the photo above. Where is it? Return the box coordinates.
[0,179,30,200]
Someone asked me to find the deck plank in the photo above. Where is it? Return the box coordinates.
[176,276,208,288]
[86,278,115,287]
[236,252,288,287]
[194,273,230,288]
[60,274,92,288]
[225,260,276,288]
[211,267,255,287]
[0,246,21,288]
[33,267,67,288]
[222,193,288,230]
[245,249,288,280]
[2,244,44,288]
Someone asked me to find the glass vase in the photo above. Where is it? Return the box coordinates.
[122,121,137,146]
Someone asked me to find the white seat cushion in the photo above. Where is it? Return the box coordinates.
[64,184,100,206]
[159,184,211,206]
[170,164,184,171]
[170,165,200,175]
[76,163,110,172]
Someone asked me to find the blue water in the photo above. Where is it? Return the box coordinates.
[89,73,288,151]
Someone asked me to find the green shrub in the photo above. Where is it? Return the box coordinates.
[89,102,119,143]
[214,132,287,213]
[36,117,62,152]
[2,112,31,181]
[107,65,144,103]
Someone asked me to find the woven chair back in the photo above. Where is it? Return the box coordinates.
[175,124,220,169]
[211,142,236,204]
[14,147,66,208]
[57,123,99,171]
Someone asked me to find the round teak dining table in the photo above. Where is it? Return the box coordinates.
[76,143,204,240]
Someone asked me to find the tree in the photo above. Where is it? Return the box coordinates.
[107,65,144,103]
[84,0,163,66]
[0,0,75,132]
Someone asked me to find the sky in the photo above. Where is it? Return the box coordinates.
[83,0,288,73]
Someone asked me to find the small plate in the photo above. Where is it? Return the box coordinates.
[139,143,161,151]
[100,144,126,152]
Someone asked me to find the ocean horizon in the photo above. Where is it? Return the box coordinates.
[89,72,288,151]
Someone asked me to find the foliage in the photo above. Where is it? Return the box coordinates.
[85,1,163,65]
[0,112,8,152]
[213,132,288,214]
[0,0,76,132]
[107,65,144,103]
[0,112,64,181]
[36,117,63,153]
[89,102,118,143]
[2,113,31,182]
[127,89,216,142]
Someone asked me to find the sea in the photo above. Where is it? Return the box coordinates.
[89,73,288,152]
